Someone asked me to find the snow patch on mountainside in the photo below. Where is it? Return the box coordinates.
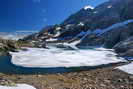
[10,47,125,68]
[107,5,113,8]
[0,84,36,89]
[117,62,133,75]
[78,22,84,26]
[63,40,81,49]
[84,5,94,10]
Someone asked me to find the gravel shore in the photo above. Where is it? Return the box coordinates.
[0,63,133,89]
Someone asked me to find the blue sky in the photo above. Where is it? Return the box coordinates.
[0,0,108,32]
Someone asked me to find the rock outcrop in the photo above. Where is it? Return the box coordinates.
[0,39,29,55]
[113,36,133,57]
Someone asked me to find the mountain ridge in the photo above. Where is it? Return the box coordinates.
[23,0,133,57]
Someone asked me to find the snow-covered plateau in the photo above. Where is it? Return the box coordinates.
[0,84,36,89]
[10,46,125,68]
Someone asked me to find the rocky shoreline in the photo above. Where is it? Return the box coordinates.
[0,62,132,89]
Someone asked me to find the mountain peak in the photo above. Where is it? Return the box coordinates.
[84,5,94,10]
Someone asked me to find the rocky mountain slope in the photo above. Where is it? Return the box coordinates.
[23,0,133,57]
[0,39,18,55]
[0,38,34,55]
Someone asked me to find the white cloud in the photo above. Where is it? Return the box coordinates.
[15,30,38,33]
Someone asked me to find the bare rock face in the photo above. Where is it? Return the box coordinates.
[113,36,133,54]
[104,23,133,48]
[120,49,133,57]
[63,0,133,29]
[77,34,104,47]
[0,39,19,55]
[62,8,93,25]
[77,23,133,48]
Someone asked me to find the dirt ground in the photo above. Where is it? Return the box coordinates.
[0,63,133,89]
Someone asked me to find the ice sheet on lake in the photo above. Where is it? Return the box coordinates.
[0,84,36,89]
[10,47,125,68]
[117,62,133,75]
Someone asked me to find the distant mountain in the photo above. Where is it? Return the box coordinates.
[0,31,37,40]
[62,5,94,25]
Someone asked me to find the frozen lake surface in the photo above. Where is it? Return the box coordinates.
[10,46,125,68]
[0,45,126,74]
